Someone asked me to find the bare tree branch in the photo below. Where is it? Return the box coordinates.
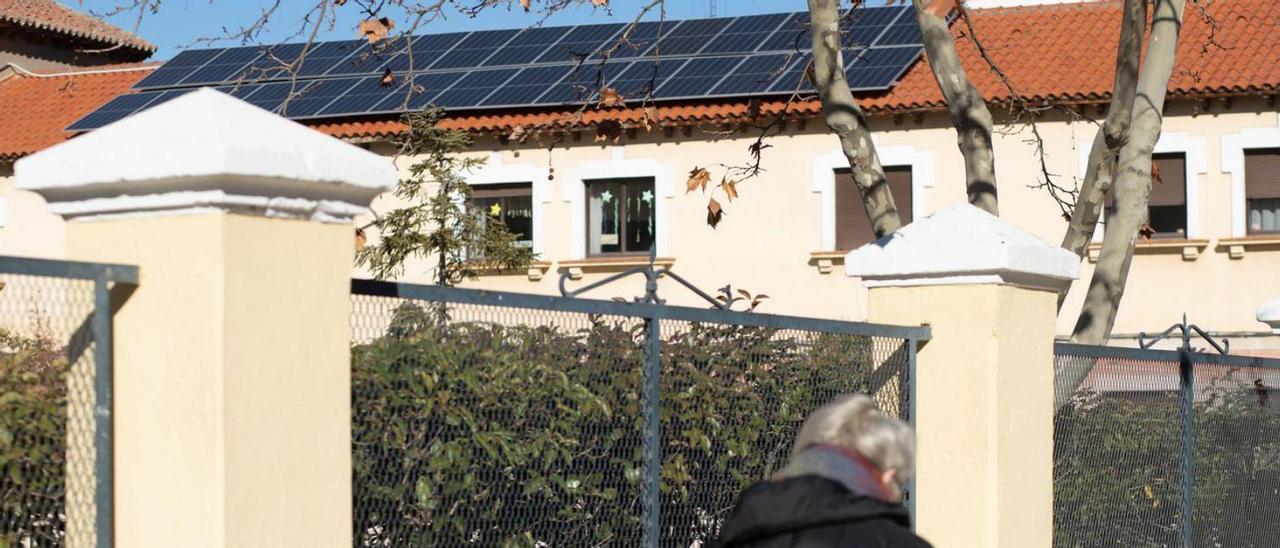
[807,0,903,240]
[912,0,997,215]
[1063,0,1187,407]
[1058,0,1147,309]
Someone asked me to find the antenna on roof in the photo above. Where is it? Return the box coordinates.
[707,0,717,17]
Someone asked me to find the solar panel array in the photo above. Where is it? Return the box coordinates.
[68,7,924,131]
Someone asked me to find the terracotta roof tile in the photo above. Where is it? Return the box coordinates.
[0,65,155,160]
[311,0,1280,137]
[0,0,156,55]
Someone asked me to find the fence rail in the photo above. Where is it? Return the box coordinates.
[350,278,928,547]
[1053,339,1280,548]
[0,255,137,548]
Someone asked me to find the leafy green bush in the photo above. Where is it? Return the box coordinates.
[1054,374,1280,548]
[0,328,68,546]
[351,302,898,546]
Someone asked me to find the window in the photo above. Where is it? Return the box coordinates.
[1245,149,1280,234]
[1106,153,1187,238]
[834,166,912,250]
[472,183,533,250]
[586,177,655,256]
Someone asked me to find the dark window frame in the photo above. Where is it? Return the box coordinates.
[834,166,913,251]
[470,182,535,256]
[1245,148,1280,235]
[1104,152,1188,239]
[585,177,656,257]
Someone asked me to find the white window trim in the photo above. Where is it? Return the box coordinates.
[811,143,934,251]
[464,151,550,255]
[1075,131,1207,242]
[1222,115,1280,238]
[562,147,674,260]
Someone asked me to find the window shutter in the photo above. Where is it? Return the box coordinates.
[1246,149,1280,199]
[1149,153,1185,207]
[835,167,912,251]
[472,183,532,199]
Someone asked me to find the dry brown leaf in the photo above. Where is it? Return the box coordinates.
[520,0,532,10]
[706,198,724,228]
[354,228,367,251]
[358,17,395,45]
[594,120,622,143]
[687,167,710,193]
[1138,223,1156,241]
[335,0,347,5]
[598,86,625,107]
[722,178,739,201]
[379,68,395,87]
[641,106,658,132]
[1151,160,1163,185]
[591,0,608,6]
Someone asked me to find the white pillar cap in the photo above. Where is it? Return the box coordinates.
[1258,298,1280,335]
[846,203,1080,291]
[15,88,396,223]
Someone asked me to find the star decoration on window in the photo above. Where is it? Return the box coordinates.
[601,190,614,203]
[489,203,502,216]
[641,190,654,203]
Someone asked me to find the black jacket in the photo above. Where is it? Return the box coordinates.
[716,475,932,548]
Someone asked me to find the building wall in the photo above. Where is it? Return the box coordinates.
[7,97,1278,347]
[356,98,1280,349]
[0,34,124,71]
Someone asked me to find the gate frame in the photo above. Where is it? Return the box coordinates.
[1054,336,1280,548]
[0,255,139,548]
[351,277,930,546]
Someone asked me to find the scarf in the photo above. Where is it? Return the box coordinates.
[777,444,894,502]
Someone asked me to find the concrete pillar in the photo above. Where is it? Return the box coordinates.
[15,89,395,548]
[847,204,1080,548]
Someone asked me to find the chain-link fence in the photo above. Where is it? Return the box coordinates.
[1053,343,1280,548]
[350,279,925,547]
[0,256,135,548]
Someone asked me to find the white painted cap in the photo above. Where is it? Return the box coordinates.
[845,203,1081,290]
[15,88,396,223]
[1258,298,1280,335]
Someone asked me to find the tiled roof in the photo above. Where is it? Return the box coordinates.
[0,65,155,160]
[310,0,1280,138]
[0,0,156,55]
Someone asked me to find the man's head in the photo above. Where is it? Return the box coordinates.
[789,394,915,502]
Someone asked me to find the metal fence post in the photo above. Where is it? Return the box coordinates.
[92,276,115,548]
[1178,346,1195,548]
[906,336,918,529]
[642,309,662,548]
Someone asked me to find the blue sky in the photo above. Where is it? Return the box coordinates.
[70,1,835,60]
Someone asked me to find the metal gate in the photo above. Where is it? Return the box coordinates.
[1054,320,1280,548]
[349,265,928,547]
[0,255,137,548]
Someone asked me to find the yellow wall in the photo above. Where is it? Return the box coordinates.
[355,99,1280,348]
[66,213,353,547]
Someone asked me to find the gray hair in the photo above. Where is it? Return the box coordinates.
[788,394,915,498]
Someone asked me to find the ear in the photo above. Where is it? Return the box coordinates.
[880,468,900,500]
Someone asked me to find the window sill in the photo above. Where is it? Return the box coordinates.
[468,260,553,281]
[558,256,676,280]
[1086,239,1210,262]
[809,251,850,274]
[1217,235,1280,259]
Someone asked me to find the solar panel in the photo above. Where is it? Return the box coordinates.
[532,23,621,64]
[77,8,925,131]
[429,29,521,70]
[700,13,793,55]
[655,56,744,98]
[483,65,573,106]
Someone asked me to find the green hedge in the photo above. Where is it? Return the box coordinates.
[0,329,68,546]
[351,302,894,546]
[1054,378,1280,548]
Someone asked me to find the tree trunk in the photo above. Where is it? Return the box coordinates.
[807,0,903,239]
[1059,0,1186,408]
[912,0,998,215]
[1058,0,1147,309]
